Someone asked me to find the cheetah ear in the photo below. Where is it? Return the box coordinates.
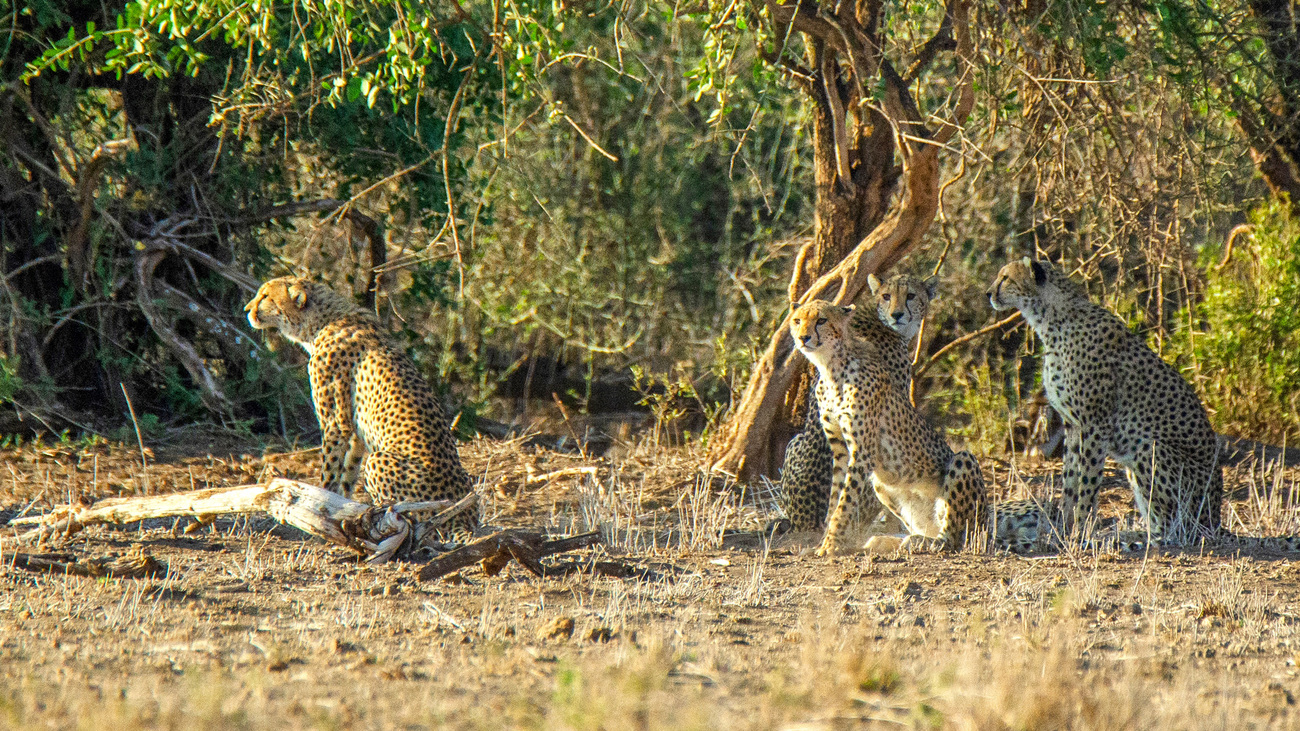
[1030,261,1047,286]
[923,275,938,300]
[867,273,882,295]
[287,282,309,309]
[841,304,856,318]
[1020,256,1033,267]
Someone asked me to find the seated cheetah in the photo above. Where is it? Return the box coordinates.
[988,258,1298,550]
[245,277,476,536]
[790,300,986,555]
[778,273,935,531]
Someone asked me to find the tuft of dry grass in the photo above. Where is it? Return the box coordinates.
[3,436,1300,729]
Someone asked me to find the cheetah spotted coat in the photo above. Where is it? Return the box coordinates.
[246,277,476,537]
[790,300,987,555]
[989,258,1299,550]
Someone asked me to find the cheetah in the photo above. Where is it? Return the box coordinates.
[778,273,933,532]
[790,300,987,555]
[988,258,1299,550]
[245,277,476,536]
[867,272,938,342]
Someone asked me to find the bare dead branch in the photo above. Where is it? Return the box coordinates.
[10,478,475,565]
[7,549,167,579]
[913,312,1022,378]
[135,250,232,412]
[416,529,602,582]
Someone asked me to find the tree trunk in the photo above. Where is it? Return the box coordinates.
[773,57,899,475]
[709,0,975,479]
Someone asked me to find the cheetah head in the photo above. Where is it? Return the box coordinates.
[245,277,362,353]
[790,300,855,367]
[987,257,1085,311]
[986,258,1046,313]
[867,272,937,342]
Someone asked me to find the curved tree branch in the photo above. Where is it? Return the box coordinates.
[134,249,232,413]
[904,11,954,84]
[66,139,131,291]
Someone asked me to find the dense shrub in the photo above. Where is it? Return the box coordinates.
[1179,200,1300,443]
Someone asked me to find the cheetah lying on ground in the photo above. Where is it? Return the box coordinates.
[790,300,987,555]
[988,258,1299,550]
[245,277,477,537]
[778,273,935,531]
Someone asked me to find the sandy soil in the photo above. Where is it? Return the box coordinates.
[3,432,1300,729]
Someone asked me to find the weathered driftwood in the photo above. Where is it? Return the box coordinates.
[417,529,602,582]
[9,478,478,564]
[7,548,168,579]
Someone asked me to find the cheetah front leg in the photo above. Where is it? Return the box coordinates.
[313,387,361,495]
[1061,424,1107,540]
[311,368,363,496]
[320,426,365,495]
[816,421,880,557]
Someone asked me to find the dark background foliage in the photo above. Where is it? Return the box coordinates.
[1,0,1296,451]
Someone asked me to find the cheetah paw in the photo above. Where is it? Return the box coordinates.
[900,535,947,553]
[863,535,905,554]
[814,538,850,557]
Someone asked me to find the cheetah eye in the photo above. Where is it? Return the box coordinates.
[906,293,916,301]
[880,294,890,302]
[816,317,826,326]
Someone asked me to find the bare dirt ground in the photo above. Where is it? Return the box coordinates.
[4,430,1300,729]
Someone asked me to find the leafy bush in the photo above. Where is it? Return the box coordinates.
[1179,199,1300,443]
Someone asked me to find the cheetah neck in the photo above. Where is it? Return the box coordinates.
[803,339,852,384]
[293,308,372,355]
[285,329,316,355]
[1018,298,1091,350]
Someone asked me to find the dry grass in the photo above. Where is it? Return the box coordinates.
[2,434,1300,729]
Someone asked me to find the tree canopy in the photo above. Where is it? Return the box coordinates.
[1,0,1294,455]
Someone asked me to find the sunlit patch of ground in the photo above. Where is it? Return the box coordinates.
[2,432,1300,729]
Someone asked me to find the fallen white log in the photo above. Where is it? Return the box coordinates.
[9,478,478,564]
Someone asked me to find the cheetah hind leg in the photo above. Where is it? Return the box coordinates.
[900,451,987,553]
[776,428,832,532]
[360,452,477,541]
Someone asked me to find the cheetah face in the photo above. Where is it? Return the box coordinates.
[790,301,855,365]
[245,277,316,351]
[987,258,1047,312]
[868,273,937,342]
